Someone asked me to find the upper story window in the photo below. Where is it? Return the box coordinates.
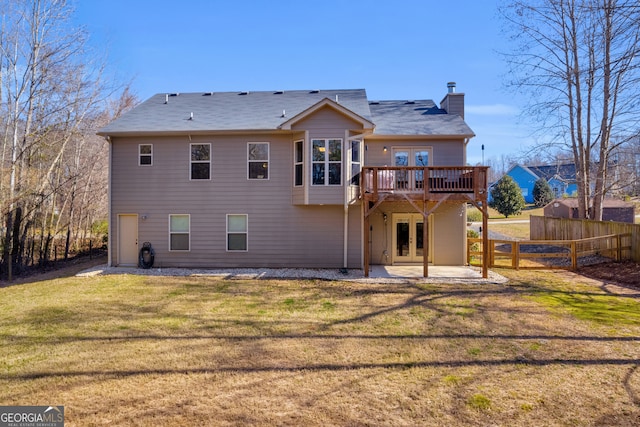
[350,140,361,186]
[294,140,303,186]
[190,143,211,180]
[139,144,152,166]
[312,139,341,185]
[248,143,269,180]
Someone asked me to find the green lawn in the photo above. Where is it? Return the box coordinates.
[468,204,544,221]
[1,270,639,426]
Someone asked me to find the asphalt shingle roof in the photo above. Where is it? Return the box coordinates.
[368,100,474,136]
[98,89,475,137]
[527,164,577,182]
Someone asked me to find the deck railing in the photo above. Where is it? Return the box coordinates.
[361,166,488,199]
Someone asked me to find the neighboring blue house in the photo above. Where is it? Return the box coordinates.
[490,163,577,203]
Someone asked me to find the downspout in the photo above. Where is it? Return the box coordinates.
[304,130,309,205]
[343,130,350,269]
[106,136,113,267]
[343,131,373,270]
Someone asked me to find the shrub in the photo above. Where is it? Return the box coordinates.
[466,207,483,222]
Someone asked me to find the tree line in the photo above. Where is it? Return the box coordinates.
[0,0,135,279]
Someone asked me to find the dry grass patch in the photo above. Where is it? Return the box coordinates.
[1,272,639,426]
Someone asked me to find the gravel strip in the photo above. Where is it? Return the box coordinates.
[77,265,507,285]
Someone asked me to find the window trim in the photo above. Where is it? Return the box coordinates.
[139,144,153,166]
[169,214,190,252]
[294,139,304,187]
[190,143,211,180]
[226,214,248,252]
[311,138,342,186]
[247,142,269,180]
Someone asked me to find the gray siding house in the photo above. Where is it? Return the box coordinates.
[99,84,489,276]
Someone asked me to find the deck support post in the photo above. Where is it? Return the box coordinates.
[482,201,489,278]
[423,209,429,277]
[363,209,370,277]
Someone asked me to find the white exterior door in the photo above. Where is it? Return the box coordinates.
[392,213,433,264]
[393,148,431,189]
[118,214,138,266]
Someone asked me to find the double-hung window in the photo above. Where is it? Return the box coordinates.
[312,139,342,185]
[294,140,303,186]
[350,140,361,186]
[169,214,190,251]
[190,143,211,180]
[139,144,152,166]
[227,214,248,251]
[248,143,269,179]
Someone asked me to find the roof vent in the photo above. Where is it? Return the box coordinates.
[239,91,249,95]
[281,109,286,118]
[169,93,179,96]
[203,92,213,96]
[274,91,284,95]
[309,90,319,94]
[369,101,380,105]
[405,101,416,105]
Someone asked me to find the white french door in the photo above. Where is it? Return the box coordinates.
[392,213,433,264]
[393,148,431,190]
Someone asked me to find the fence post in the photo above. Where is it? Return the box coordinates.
[489,240,495,268]
[513,241,520,270]
[571,241,577,270]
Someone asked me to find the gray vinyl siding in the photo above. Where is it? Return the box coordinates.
[110,134,362,268]
[366,201,466,266]
[363,139,465,166]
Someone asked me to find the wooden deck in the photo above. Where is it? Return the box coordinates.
[360,166,490,278]
[361,166,489,203]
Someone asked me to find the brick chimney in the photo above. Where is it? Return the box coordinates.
[440,81,465,119]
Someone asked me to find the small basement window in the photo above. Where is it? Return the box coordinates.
[227,214,247,251]
[169,214,190,251]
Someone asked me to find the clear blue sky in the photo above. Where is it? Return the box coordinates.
[75,0,533,165]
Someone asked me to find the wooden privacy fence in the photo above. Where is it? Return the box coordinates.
[529,216,640,263]
[468,233,633,271]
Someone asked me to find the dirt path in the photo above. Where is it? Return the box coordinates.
[0,255,107,287]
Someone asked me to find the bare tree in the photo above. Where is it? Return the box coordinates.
[0,0,133,278]
[500,0,640,219]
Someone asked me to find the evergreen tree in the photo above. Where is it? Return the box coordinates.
[489,175,525,218]
[532,178,555,207]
